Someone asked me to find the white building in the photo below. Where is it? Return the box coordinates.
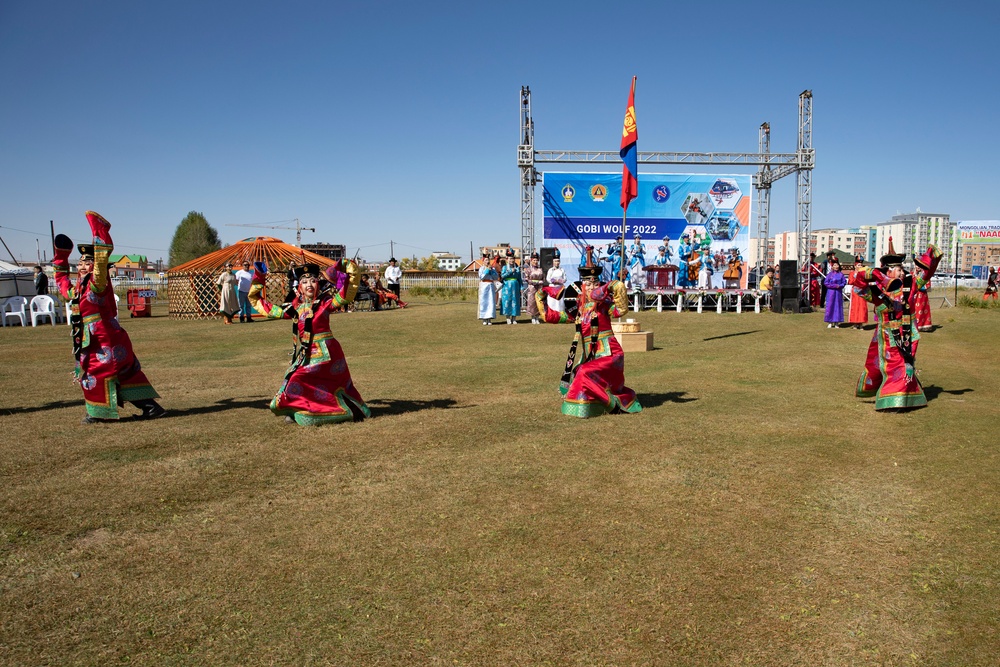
[431,251,463,272]
[877,211,956,271]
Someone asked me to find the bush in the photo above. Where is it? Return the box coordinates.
[406,287,476,300]
[958,294,1000,309]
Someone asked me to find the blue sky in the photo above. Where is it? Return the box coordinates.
[1,0,998,265]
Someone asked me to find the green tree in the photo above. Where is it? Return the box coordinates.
[399,256,439,271]
[168,211,221,267]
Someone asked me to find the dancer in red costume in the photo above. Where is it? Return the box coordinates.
[845,255,870,329]
[248,261,370,425]
[560,249,641,418]
[850,239,941,411]
[52,212,166,423]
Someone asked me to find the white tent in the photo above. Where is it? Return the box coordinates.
[0,260,34,298]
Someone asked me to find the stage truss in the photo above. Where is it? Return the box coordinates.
[518,87,814,275]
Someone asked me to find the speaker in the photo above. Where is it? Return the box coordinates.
[771,286,801,313]
[779,260,798,288]
[539,247,557,276]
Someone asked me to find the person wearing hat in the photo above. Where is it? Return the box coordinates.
[541,248,569,319]
[850,238,942,411]
[536,248,577,324]
[677,233,695,288]
[661,235,673,262]
[477,250,499,325]
[247,259,371,424]
[628,233,647,289]
[216,261,239,324]
[499,248,523,325]
[910,251,935,332]
[845,255,869,329]
[384,257,402,301]
[51,211,166,423]
[822,258,846,328]
[560,247,641,418]
[523,251,545,324]
[606,236,626,284]
[820,250,836,306]
[801,252,823,308]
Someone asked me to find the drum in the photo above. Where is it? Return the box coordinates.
[645,265,678,289]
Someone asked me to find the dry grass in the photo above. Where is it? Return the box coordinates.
[1,298,997,666]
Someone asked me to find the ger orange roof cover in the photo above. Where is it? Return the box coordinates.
[168,237,337,273]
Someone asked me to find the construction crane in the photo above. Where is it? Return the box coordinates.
[225,218,316,246]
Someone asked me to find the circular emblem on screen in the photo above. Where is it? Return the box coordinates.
[561,184,575,202]
[589,184,607,202]
[653,184,670,203]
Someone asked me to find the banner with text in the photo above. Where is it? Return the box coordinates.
[542,172,752,285]
[957,220,1000,243]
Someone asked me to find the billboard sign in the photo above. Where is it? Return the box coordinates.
[957,220,1000,243]
[542,172,752,285]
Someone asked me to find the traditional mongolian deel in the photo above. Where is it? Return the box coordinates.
[248,261,371,425]
[851,244,942,411]
[500,257,523,321]
[52,212,164,421]
[477,255,499,324]
[823,266,846,325]
[560,256,642,418]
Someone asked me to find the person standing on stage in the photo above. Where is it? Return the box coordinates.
[560,248,641,418]
[52,211,166,423]
[846,255,869,329]
[523,251,545,325]
[851,239,941,411]
[607,236,626,283]
[477,251,499,325]
[628,233,647,289]
[500,248,523,325]
[384,257,402,301]
[823,259,846,328]
[235,260,255,323]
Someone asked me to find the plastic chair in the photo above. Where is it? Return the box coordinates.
[30,295,58,326]
[2,296,28,327]
[65,302,73,326]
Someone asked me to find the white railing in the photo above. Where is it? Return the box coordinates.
[400,274,480,290]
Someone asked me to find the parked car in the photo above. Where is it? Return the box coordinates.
[932,273,982,288]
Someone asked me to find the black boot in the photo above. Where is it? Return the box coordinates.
[133,399,167,420]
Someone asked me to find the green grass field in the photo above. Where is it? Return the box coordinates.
[1,298,997,666]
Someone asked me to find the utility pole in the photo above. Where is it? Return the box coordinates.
[390,240,394,259]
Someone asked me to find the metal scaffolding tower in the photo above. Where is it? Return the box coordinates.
[517,88,815,270]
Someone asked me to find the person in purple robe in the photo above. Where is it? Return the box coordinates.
[823,259,846,328]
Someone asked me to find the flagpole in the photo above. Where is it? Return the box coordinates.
[620,210,628,282]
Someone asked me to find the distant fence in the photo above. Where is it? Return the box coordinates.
[400,273,480,290]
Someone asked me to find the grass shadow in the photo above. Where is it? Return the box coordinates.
[157,396,274,418]
[1,399,83,416]
[703,330,762,342]
[923,385,974,402]
[365,397,467,417]
[636,391,697,408]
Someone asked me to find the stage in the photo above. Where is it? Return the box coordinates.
[629,288,772,313]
